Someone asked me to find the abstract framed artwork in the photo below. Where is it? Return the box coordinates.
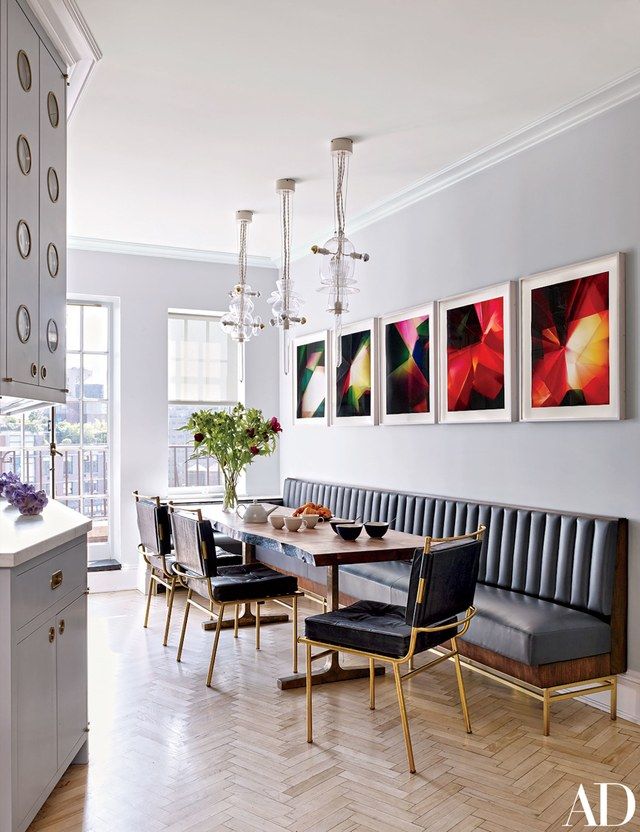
[379,303,435,425]
[438,281,516,423]
[520,252,625,422]
[333,319,378,426]
[293,330,330,426]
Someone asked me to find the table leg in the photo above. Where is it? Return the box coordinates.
[202,540,289,631]
[277,564,385,690]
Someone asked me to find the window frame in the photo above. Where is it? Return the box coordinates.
[167,309,243,496]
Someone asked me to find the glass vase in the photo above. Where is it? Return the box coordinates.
[222,471,239,512]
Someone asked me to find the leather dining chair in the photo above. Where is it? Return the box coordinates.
[299,526,485,773]
[169,506,303,687]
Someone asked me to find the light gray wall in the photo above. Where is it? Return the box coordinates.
[278,97,640,670]
[68,249,280,583]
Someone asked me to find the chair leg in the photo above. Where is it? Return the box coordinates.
[255,602,261,650]
[162,577,176,647]
[306,642,313,743]
[176,589,192,663]
[206,604,225,687]
[543,688,551,736]
[393,664,416,774]
[234,604,239,638]
[292,595,298,674]
[143,572,154,628]
[611,677,618,721]
[369,658,375,710]
[451,639,472,734]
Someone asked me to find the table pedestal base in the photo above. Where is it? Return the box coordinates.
[202,605,289,631]
[277,650,385,690]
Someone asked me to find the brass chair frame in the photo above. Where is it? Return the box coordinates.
[170,506,303,687]
[134,491,177,647]
[298,526,485,774]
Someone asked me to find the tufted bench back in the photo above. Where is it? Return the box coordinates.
[282,478,623,620]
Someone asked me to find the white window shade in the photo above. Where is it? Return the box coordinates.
[168,313,238,404]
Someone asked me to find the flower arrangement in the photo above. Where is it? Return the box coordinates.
[0,472,48,515]
[181,403,282,511]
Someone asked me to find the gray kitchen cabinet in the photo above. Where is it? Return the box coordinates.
[1,0,67,404]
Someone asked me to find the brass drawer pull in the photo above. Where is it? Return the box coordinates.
[58,619,65,635]
[40,365,47,380]
[48,626,55,643]
[50,570,63,590]
[30,363,38,378]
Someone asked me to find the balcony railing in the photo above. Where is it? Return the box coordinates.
[169,444,221,489]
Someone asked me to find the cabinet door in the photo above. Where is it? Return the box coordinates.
[39,42,67,392]
[56,593,88,767]
[6,0,40,387]
[16,618,58,822]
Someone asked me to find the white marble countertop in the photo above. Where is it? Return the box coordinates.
[0,498,92,567]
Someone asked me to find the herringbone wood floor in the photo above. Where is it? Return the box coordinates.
[28,591,640,832]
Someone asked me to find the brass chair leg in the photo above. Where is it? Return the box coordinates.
[306,643,313,743]
[176,589,192,663]
[393,663,416,774]
[611,677,618,721]
[206,604,225,687]
[451,640,472,734]
[143,571,154,628]
[234,604,239,638]
[543,688,551,736]
[162,577,176,647]
[255,602,261,650]
[292,595,298,674]
[369,658,376,710]
[408,656,415,671]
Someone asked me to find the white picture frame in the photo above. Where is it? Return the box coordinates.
[438,281,516,424]
[379,303,436,425]
[520,252,625,422]
[332,318,378,427]
[292,330,331,427]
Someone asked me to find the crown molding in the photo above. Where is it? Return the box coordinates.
[292,67,640,262]
[68,236,276,269]
[25,0,102,117]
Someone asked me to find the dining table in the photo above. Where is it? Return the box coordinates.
[200,502,424,690]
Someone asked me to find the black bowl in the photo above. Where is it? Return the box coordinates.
[336,523,363,541]
[364,521,389,539]
[329,518,353,535]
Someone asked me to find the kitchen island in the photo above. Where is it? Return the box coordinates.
[0,499,91,832]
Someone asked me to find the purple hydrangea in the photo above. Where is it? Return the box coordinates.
[14,486,48,516]
[0,471,20,498]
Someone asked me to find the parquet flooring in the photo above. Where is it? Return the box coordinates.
[29,591,640,832]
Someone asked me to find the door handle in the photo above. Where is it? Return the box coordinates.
[50,570,63,590]
[48,626,55,643]
[58,619,65,635]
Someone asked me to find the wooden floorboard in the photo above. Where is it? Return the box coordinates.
[28,591,640,832]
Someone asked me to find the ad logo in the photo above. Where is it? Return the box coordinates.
[564,783,636,827]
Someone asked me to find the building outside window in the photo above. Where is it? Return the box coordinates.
[168,310,240,492]
[0,301,113,557]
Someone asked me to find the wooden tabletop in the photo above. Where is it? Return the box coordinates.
[200,503,423,568]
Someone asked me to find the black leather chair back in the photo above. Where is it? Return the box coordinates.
[170,511,217,577]
[283,478,620,619]
[135,497,171,556]
[405,539,482,629]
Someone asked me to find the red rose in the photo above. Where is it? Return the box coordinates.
[250,445,260,456]
[269,417,282,433]
[194,432,204,443]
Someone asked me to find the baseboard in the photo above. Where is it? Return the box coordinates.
[89,563,138,593]
[581,670,640,724]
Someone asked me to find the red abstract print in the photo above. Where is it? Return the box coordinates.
[531,272,609,408]
[447,297,505,412]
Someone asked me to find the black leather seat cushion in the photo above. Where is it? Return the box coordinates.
[305,600,457,659]
[216,551,243,568]
[211,563,297,603]
[462,585,611,665]
[340,561,412,605]
[216,534,243,557]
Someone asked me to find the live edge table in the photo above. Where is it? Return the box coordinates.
[201,504,423,690]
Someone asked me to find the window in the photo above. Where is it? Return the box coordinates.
[0,302,113,553]
[168,311,239,491]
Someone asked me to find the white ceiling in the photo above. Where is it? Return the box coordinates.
[69,0,640,260]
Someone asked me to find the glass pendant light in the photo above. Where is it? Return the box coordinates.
[312,138,369,365]
[268,179,306,374]
[220,210,264,380]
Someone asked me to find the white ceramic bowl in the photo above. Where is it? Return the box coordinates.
[301,514,320,528]
[269,514,285,530]
[284,516,303,532]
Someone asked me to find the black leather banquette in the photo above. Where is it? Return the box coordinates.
[256,478,627,688]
